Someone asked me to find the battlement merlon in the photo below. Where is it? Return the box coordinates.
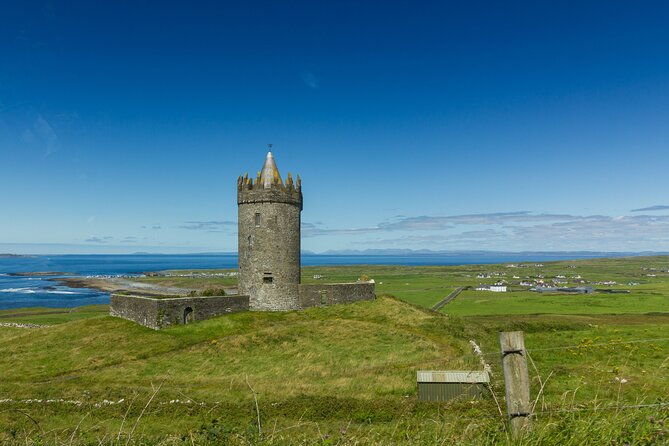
[236,173,301,193]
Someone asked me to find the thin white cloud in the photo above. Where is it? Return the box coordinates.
[140,224,162,230]
[305,211,669,251]
[302,221,383,237]
[300,71,319,89]
[179,221,236,232]
[631,205,669,212]
[303,212,591,237]
[84,236,113,244]
[33,114,59,156]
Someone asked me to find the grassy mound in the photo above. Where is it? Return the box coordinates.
[0,297,491,444]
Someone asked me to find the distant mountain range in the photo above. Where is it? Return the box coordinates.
[313,249,669,256]
[131,249,669,257]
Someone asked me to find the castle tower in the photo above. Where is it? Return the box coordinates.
[237,151,303,311]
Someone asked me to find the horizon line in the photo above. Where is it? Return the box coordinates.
[2,249,668,257]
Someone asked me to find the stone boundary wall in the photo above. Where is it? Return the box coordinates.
[299,282,375,308]
[110,294,250,330]
[110,294,159,329]
[110,282,373,329]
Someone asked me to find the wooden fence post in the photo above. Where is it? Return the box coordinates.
[499,331,532,437]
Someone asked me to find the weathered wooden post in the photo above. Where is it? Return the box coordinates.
[499,331,532,437]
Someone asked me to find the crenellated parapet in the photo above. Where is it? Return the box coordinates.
[237,155,302,209]
[236,171,301,193]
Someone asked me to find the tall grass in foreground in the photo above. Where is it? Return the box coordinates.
[2,387,667,443]
[2,388,667,445]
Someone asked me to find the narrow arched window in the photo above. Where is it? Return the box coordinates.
[183,307,194,324]
[255,213,261,227]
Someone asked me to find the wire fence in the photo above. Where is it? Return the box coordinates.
[465,336,669,359]
[2,397,667,419]
[534,401,669,415]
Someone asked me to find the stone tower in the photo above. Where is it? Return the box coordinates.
[237,151,303,311]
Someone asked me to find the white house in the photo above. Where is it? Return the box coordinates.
[476,284,507,292]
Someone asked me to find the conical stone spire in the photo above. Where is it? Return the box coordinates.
[260,151,283,189]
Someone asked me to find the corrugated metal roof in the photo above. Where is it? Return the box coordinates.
[417,370,490,383]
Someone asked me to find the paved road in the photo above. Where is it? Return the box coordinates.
[431,286,467,312]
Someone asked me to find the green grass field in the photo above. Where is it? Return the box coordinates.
[1,256,668,445]
[444,290,669,316]
[0,305,109,325]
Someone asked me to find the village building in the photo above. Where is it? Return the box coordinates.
[475,284,507,292]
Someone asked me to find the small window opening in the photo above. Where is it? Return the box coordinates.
[320,291,328,305]
[263,276,273,284]
[247,235,253,247]
[255,213,261,226]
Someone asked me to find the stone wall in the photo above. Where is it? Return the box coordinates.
[110,294,159,328]
[110,282,374,329]
[299,282,375,308]
[110,294,250,330]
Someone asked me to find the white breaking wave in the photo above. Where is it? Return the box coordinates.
[0,288,79,295]
[0,288,37,294]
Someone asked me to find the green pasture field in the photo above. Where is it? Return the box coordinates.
[444,290,669,316]
[125,256,669,314]
[299,256,669,315]
[1,256,668,444]
[0,305,108,325]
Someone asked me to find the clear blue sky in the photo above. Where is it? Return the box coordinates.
[1,1,668,254]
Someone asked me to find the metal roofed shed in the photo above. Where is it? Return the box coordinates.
[417,370,490,402]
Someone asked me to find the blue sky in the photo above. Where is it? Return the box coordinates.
[1,1,669,254]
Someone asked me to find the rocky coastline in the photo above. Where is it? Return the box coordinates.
[58,276,190,296]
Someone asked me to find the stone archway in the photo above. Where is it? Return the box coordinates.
[183,307,194,324]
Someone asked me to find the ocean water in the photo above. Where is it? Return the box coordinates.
[0,253,628,310]
[0,254,239,310]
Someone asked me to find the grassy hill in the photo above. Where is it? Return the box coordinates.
[1,297,486,444]
[1,256,668,444]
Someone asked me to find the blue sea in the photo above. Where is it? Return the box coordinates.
[0,253,636,310]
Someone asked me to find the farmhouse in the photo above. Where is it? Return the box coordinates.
[476,284,507,292]
[530,286,594,294]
